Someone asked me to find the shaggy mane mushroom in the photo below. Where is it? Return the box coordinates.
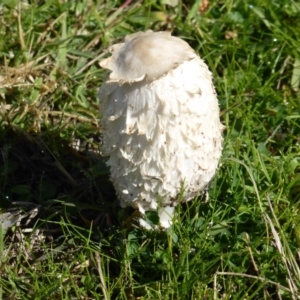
[98,30,223,229]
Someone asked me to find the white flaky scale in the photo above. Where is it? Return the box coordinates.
[98,30,223,229]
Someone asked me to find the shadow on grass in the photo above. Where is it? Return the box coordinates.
[0,125,120,233]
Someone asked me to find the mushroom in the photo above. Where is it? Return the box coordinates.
[98,30,223,229]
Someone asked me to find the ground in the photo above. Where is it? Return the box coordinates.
[0,0,300,299]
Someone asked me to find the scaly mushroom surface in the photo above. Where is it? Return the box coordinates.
[98,30,223,228]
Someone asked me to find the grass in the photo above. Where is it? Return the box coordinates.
[0,0,300,299]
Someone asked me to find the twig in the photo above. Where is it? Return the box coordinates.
[213,273,217,300]
[216,272,290,293]
[94,251,109,300]
[264,122,283,145]
[246,233,271,299]
[246,233,259,273]
[74,52,107,76]
[17,3,25,50]
[43,111,99,126]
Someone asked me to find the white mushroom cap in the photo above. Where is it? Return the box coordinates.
[100,30,195,82]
